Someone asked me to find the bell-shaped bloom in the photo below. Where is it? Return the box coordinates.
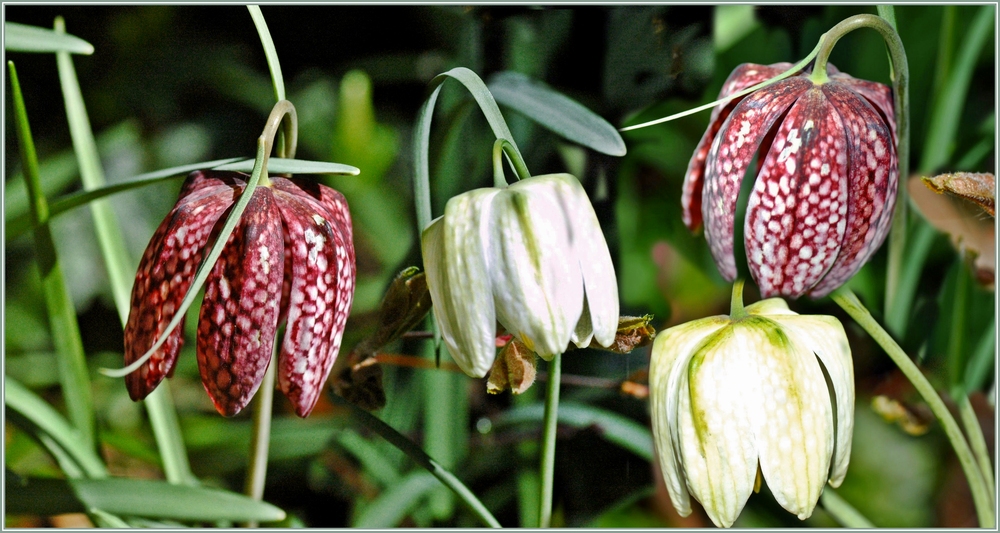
[123,170,355,417]
[649,297,854,528]
[683,62,898,298]
[421,173,619,378]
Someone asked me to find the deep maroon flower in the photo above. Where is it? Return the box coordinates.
[683,62,898,298]
[123,170,355,417]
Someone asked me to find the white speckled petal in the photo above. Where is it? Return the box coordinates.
[678,324,759,528]
[490,180,583,358]
[534,174,619,348]
[421,188,502,378]
[772,314,854,487]
[739,316,833,521]
[649,315,731,518]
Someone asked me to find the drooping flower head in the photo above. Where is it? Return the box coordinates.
[421,173,619,378]
[124,170,355,417]
[684,62,898,298]
[649,292,855,527]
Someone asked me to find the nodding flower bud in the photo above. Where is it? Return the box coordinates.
[421,173,620,378]
[123,170,356,417]
[649,297,855,527]
[683,62,898,298]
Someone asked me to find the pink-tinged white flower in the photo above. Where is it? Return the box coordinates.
[123,170,355,417]
[649,297,855,527]
[421,173,619,378]
[683,62,898,298]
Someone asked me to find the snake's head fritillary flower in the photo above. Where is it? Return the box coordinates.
[123,170,355,417]
[649,296,855,528]
[421,173,619,378]
[683,62,898,298]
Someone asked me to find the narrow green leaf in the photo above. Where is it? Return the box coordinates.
[336,431,402,488]
[56,17,132,316]
[963,320,996,395]
[5,22,94,54]
[330,394,502,528]
[7,476,286,523]
[354,471,439,527]
[5,376,107,478]
[494,401,654,461]
[56,20,197,487]
[9,59,96,450]
[620,39,822,132]
[488,71,626,156]
[5,158,243,238]
[212,157,360,175]
[919,5,994,173]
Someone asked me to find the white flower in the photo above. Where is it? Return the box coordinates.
[421,173,619,378]
[649,297,854,528]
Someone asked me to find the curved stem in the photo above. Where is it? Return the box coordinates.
[831,288,994,527]
[811,13,910,322]
[538,353,562,528]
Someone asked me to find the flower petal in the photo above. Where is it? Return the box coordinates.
[649,315,731,519]
[745,87,849,298]
[683,63,794,231]
[809,83,898,297]
[492,178,584,358]
[196,189,284,417]
[702,76,812,280]
[272,184,353,417]
[678,323,759,527]
[422,188,501,378]
[123,172,236,400]
[829,72,896,144]
[739,316,833,520]
[540,174,619,348]
[770,314,854,487]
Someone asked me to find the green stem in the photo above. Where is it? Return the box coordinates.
[243,361,276,528]
[959,395,996,493]
[729,279,746,318]
[831,288,994,527]
[329,394,501,528]
[820,488,875,528]
[538,353,562,528]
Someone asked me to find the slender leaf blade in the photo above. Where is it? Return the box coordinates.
[9,59,96,450]
[5,376,107,478]
[213,157,359,175]
[488,71,626,156]
[5,22,94,54]
[354,471,438,527]
[494,401,654,461]
[7,476,287,522]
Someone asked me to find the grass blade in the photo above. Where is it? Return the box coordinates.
[354,471,439,527]
[7,476,287,523]
[5,376,107,478]
[5,21,93,54]
[6,157,356,239]
[494,401,654,461]
[8,59,96,450]
[488,71,626,156]
[55,19,197,486]
[919,4,994,173]
[330,394,502,528]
